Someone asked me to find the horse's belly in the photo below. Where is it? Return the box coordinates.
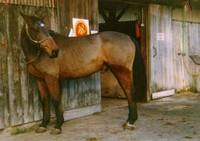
[60,60,103,78]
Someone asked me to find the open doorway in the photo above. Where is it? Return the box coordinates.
[99,1,148,102]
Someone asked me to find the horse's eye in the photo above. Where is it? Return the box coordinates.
[40,23,45,27]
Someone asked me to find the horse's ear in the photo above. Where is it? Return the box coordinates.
[34,10,48,21]
[20,12,30,24]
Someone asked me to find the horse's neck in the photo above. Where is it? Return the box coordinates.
[21,26,41,61]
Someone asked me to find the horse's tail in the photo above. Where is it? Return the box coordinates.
[131,37,147,102]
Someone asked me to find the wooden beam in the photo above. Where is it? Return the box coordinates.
[116,5,129,21]
[99,8,109,23]
[99,0,185,7]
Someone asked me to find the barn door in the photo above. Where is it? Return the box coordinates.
[172,20,200,92]
[149,5,175,99]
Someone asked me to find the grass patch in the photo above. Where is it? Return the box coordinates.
[10,124,37,135]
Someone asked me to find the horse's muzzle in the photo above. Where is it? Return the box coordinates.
[50,49,59,58]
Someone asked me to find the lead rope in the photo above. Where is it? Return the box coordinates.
[25,24,41,64]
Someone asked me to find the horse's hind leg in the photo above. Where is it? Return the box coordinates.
[110,65,138,130]
[35,79,50,133]
[45,75,64,134]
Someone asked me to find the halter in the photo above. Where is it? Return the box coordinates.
[25,24,50,64]
[25,24,51,44]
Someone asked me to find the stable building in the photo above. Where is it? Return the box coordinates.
[0,0,199,130]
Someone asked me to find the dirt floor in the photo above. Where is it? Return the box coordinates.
[0,92,200,141]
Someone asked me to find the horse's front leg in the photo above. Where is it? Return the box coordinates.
[35,79,50,133]
[45,75,64,134]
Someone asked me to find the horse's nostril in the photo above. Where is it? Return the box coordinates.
[52,49,59,57]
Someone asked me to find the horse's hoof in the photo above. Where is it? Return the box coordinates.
[50,128,62,135]
[123,122,136,130]
[35,126,47,133]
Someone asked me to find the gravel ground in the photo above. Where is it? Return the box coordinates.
[0,92,200,141]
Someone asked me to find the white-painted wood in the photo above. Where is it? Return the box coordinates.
[63,105,101,121]
[152,89,175,99]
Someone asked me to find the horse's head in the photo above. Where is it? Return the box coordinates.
[20,13,59,58]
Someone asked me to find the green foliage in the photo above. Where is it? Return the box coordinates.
[10,124,37,135]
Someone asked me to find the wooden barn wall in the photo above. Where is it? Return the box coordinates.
[0,0,56,7]
[172,8,200,23]
[149,4,200,94]
[149,5,175,93]
[57,0,98,34]
[172,20,200,92]
[0,0,100,129]
[0,4,57,129]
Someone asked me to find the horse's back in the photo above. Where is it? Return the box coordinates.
[100,31,136,69]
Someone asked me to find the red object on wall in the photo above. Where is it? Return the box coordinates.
[135,21,141,38]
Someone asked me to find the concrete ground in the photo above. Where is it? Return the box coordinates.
[0,92,200,141]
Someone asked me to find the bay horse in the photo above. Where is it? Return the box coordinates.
[20,14,138,134]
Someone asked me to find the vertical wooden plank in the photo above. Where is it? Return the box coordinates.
[77,79,83,107]
[0,5,8,129]
[69,79,76,109]
[7,5,23,126]
[89,0,93,29]
[182,22,194,89]
[33,78,42,121]
[56,0,67,34]
[91,0,98,30]
[196,24,200,91]
[0,57,4,129]
[61,79,68,110]
[172,21,183,91]
[6,12,15,126]
[0,5,10,128]
[16,6,34,123]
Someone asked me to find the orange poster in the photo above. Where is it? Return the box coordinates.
[72,18,89,37]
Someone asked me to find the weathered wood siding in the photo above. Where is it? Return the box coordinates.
[0,0,56,7]
[57,0,98,34]
[0,0,100,129]
[149,5,175,93]
[0,4,57,129]
[172,21,200,91]
[62,75,100,110]
[149,4,200,94]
